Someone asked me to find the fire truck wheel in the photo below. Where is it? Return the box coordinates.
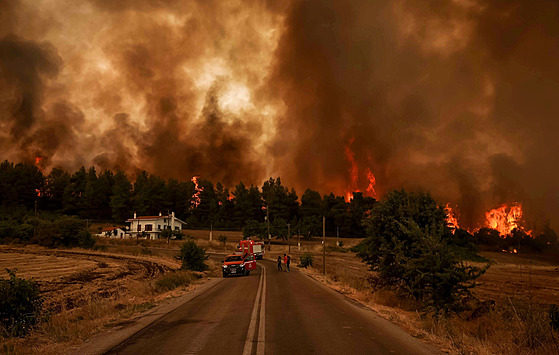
[222,272,227,278]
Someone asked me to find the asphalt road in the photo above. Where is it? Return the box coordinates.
[105,259,438,355]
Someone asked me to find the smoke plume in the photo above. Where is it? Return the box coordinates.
[1,0,558,228]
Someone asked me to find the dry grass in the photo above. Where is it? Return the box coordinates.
[296,248,559,354]
[0,244,219,354]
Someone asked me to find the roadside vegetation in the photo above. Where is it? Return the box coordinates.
[292,190,559,354]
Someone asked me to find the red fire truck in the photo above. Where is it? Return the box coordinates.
[238,239,265,260]
[222,253,256,277]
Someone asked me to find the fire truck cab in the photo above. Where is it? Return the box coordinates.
[238,239,265,260]
[222,253,257,277]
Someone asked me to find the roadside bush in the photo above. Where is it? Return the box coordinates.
[218,235,227,245]
[549,304,559,330]
[177,241,208,271]
[0,270,43,337]
[299,252,314,268]
[356,190,489,314]
[155,271,194,292]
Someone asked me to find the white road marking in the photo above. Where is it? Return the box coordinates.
[242,264,265,355]
[256,264,266,355]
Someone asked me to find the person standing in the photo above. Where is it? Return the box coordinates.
[286,254,291,272]
[283,254,288,272]
[277,255,283,271]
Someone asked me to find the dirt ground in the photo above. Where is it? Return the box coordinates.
[0,246,178,315]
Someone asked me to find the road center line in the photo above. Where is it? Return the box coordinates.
[256,264,266,355]
[242,264,264,355]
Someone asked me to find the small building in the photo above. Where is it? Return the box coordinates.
[101,227,128,239]
[126,212,186,240]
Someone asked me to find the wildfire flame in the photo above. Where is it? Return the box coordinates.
[485,203,525,237]
[445,202,532,240]
[343,139,377,201]
[445,203,459,233]
[190,176,203,209]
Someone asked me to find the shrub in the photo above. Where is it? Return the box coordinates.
[356,190,489,314]
[177,241,208,271]
[0,270,43,337]
[299,252,314,268]
[77,229,95,249]
[550,304,559,330]
[155,271,194,292]
[218,235,227,245]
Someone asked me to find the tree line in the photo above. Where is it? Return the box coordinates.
[0,160,375,239]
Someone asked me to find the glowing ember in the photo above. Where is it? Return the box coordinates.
[445,203,459,232]
[35,156,43,165]
[485,203,525,236]
[190,176,203,209]
[35,189,42,197]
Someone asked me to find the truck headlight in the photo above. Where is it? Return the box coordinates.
[222,265,227,268]
[240,263,245,268]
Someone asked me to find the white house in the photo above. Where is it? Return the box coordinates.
[126,212,186,240]
[101,227,128,239]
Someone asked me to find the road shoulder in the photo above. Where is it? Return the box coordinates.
[71,277,224,355]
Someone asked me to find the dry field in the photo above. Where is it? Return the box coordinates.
[0,245,217,354]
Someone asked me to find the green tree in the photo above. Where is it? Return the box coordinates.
[111,171,133,222]
[63,167,87,215]
[356,190,488,313]
[177,241,208,271]
[45,168,70,211]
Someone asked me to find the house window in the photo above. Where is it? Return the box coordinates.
[145,224,153,231]
[175,226,179,230]
[158,225,161,230]
[137,224,141,231]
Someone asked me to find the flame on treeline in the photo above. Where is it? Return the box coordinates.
[190,176,203,209]
[445,203,460,233]
[485,203,532,237]
[445,202,532,237]
[343,139,377,202]
[35,156,43,165]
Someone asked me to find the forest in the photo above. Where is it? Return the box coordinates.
[0,160,375,240]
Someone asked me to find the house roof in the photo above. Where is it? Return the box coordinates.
[126,214,187,225]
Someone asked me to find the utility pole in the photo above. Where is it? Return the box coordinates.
[34,200,37,239]
[266,206,271,251]
[167,210,170,244]
[298,228,300,251]
[323,216,326,275]
[336,226,339,247]
[288,223,291,254]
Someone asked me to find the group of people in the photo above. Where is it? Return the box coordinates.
[277,254,291,272]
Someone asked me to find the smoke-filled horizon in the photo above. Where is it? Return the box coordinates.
[1,0,558,229]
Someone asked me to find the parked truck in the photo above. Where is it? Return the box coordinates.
[238,239,265,260]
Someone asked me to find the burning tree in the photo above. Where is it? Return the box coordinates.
[356,190,489,313]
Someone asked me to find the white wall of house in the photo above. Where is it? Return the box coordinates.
[126,212,185,240]
[103,228,128,239]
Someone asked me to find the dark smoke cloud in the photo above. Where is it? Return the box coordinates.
[1,0,558,228]
[269,0,559,228]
